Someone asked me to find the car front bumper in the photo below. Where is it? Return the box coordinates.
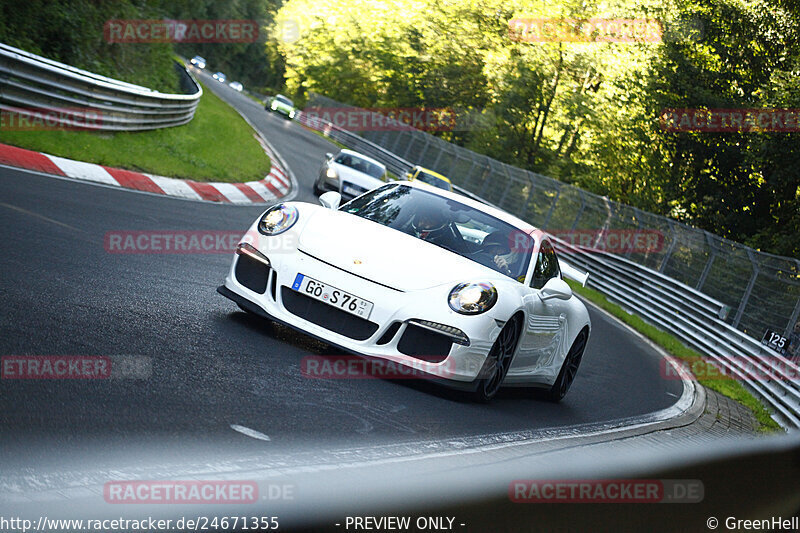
[219,235,503,385]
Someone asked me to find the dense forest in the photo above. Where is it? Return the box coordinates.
[0,0,283,93]
[1,0,798,257]
[275,0,800,258]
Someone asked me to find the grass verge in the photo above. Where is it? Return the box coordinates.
[566,280,781,432]
[0,80,270,183]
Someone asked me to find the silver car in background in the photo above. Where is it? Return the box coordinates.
[314,149,388,199]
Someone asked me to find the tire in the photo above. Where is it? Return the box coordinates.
[545,329,588,402]
[472,316,522,402]
[313,178,325,195]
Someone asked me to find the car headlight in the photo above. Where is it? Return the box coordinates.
[258,204,298,235]
[326,167,337,179]
[289,110,296,118]
[448,282,498,315]
[271,102,278,110]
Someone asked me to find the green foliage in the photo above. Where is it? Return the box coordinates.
[0,0,284,95]
[275,0,800,257]
[0,0,179,92]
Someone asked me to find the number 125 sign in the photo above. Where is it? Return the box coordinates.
[762,329,791,355]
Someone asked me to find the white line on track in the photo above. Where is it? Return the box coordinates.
[230,424,271,441]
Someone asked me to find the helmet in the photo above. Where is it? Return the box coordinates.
[411,209,448,234]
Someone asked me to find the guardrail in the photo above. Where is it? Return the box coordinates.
[552,237,800,429]
[0,43,201,131]
[296,108,800,430]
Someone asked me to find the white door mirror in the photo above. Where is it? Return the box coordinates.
[319,191,341,210]
[325,152,334,160]
[539,277,572,301]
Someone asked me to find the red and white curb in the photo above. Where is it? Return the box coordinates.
[0,135,293,204]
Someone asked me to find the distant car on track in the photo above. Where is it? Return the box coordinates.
[190,56,206,69]
[314,149,387,199]
[229,81,244,92]
[218,181,592,401]
[406,165,453,191]
[266,94,297,119]
[212,72,226,83]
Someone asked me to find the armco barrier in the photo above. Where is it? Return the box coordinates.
[553,236,800,429]
[0,42,201,131]
[297,107,800,430]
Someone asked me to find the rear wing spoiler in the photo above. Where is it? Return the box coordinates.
[559,259,589,287]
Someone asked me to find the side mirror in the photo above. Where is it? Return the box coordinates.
[325,152,334,160]
[319,191,341,210]
[539,277,572,301]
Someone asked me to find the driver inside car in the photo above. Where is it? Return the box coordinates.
[409,209,463,252]
[477,231,520,277]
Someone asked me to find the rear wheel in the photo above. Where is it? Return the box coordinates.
[472,316,521,402]
[546,329,588,402]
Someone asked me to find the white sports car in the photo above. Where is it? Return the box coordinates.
[314,149,387,200]
[218,181,591,401]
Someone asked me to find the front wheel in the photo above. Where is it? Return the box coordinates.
[472,316,521,402]
[545,329,588,402]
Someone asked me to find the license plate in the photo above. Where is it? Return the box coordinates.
[291,274,373,319]
[342,184,363,196]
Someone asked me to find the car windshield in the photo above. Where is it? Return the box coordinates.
[334,153,386,179]
[342,184,534,281]
[416,171,450,190]
[276,95,293,106]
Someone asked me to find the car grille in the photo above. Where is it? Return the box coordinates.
[280,287,379,341]
[397,323,453,362]
[235,254,270,294]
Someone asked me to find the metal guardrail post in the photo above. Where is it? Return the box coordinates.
[732,249,760,329]
[416,135,432,164]
[696,232,718,292]
[477,161,493,198]
[497,166,514,207]
[571,191,586,230]
[542,187,560,229]
[659,220,679,273]
[783,296,800,341]
[521,179,537,220]
[431,145,445,170]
